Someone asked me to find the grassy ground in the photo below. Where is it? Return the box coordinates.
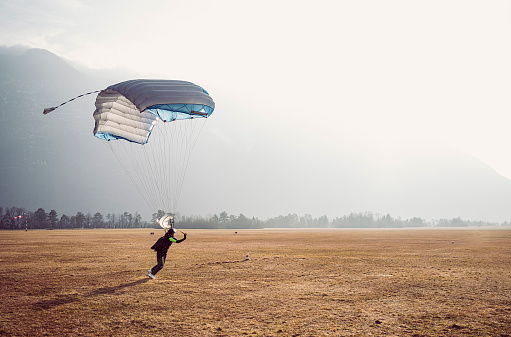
[1,228,510,336]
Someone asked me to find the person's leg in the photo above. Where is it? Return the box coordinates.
[151,254,166,275]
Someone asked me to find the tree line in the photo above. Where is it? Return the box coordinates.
[1,205,509,230]
[0,206,148,230]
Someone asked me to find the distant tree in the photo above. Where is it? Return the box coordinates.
[268,214,299,228]
[75,212,86,228]
[1,211,13,229]
[234,213,258,228]
[316,215,329,227]
[379,213,396,228]
[69,215,76,228]
[251,216,263,228]
[237,213,248,224]
[106,213,115,228]
[106,213,112,228]
[288,214,299,227]
[299,214,313,227]
[48,210,58,228]
[219,211,229,223]
[92,212,103,228]
[12,207,26,218]
[437,219,450,227]
[449,217,465,227]
[9,207,17,217]
[134,212,142,227]
[34,208,48,228]
[59,214,70,228]
[407,217,425,227]
[123,212,132,228]
[85,213,91,228]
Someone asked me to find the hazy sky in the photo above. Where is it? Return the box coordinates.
[1,0,511,221]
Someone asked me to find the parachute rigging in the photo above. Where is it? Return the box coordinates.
[44,79,215,220]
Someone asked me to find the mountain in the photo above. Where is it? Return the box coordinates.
[371,149,511,221]
[0,47,510,223]
[0,48,83,84]
[0,47,145,219]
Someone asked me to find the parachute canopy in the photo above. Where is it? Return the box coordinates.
[158,214,174,229]
[93,79,215,144]
[43,78,215,217]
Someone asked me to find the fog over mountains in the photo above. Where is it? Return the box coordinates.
[1,46,510,222]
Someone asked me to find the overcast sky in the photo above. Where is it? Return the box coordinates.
[1,0,511,221]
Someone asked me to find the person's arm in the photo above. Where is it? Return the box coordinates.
[175,233,187,243]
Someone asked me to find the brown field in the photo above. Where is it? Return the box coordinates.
[1,228,510,336]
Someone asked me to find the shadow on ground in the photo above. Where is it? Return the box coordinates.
[33,278,150,309]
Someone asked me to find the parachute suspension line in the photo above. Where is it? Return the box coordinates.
[139,143,162,211]
[113,141,148,207]
[166,120,180,214]
[138,139,164,212]
[102,141,155,211]
[163,122,174,213]
[153,120,172,213]
[173,117,208,213]
[134,143,160,210]
[99,116,209,219]
[172,121,185,212]
[180,120,193,207]
[164,120,174,213]
[151,125,165,211]
[191,117,208,150]
[43,90,101,115]
[172,120,189,213]
[145,117,208,216]
[141,140,163,210]
[85,79,215,222]
[124,141,157,211]
[159,120,175,214]
[103,137,168,214]
[146,130,168,212]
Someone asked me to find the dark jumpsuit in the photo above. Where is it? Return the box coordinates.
[151,234,186,275]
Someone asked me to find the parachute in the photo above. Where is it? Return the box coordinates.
[44,79,215,222]
[92,79,214,144]
[157,214,174,229]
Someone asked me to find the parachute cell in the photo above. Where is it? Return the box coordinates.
[93,79,214,144]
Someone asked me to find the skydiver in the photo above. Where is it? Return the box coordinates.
[148,228,186,279]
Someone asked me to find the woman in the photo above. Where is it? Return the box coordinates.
[148,228,187,279]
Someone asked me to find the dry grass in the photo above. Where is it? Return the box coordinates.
[1,228,510,336]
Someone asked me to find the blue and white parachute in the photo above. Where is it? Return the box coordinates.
[45,79,215,223]
[93,79,214,144]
